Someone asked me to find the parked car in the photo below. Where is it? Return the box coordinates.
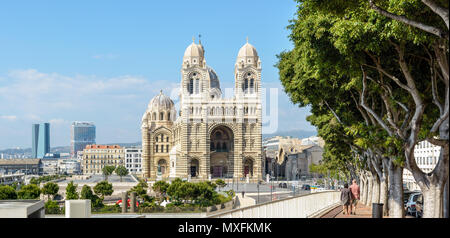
[301,184,311,190]
[278,183,287,188]
[405,192,422,216]
[415,194,423,218]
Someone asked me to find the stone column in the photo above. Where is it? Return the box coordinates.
[121,192,128,214]
[141,126,150,178]
[130,192,136,213]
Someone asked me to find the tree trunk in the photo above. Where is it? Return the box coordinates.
[414,144,449,218]
[388,161,404,218]
[371,173,380,204]
[363,176,368,205]
[381,160,389,216]
[366,173,373,205]
[444,175,449,218]
[360,174,367,205]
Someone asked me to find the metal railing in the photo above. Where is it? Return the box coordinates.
[207,191,340,218]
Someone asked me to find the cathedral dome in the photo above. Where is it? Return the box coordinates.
[183,42,204,59]
[148,90,174,111]
[237,42,258,59]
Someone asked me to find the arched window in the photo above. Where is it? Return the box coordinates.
[166,145,169,153]
[222,142,227,150]
[155,145,158,153]
[250,78,254,93]
[152,112,156,120]
[189,78,194,94]
[160,112,164,120]
[167,112,170,121]
[244,78,249,92]
[156,136,158,142]
[210,142,215,150]
[195,79,199,94]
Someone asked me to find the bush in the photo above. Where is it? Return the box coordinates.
[65,181,79,200]
[92,204,121,214]
[0,185,17,200]
[45,200,62,214]
[80,185,103,208]
[17,184,41,199]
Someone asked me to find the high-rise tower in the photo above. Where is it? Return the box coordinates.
[32,123,50,158]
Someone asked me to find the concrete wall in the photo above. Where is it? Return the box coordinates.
[207,191,340,218]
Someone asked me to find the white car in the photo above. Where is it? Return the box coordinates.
[405,192,421,216]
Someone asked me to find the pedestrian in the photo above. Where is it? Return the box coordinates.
[349,179,360,215]
[242,191,245,198]
[340,183,352,215]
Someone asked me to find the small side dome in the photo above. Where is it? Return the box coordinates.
[148,90,174,111]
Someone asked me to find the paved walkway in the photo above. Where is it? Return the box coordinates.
[321,203,379,218]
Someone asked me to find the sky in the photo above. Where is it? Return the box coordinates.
[0,0,315,149]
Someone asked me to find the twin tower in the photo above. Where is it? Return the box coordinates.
[141,38,263,182]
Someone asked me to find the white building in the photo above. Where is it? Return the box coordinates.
[58,158,81,174]
[124,147,142,175]
[403,140,441,191]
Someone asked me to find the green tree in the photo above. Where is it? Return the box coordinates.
[45,200,61,214]
[65,181,79,200]
[277,0,449,217]
[0,185,17,200]
[80,185,103,208]
[215,179,227,191]
[115,165,128,182]
[102,165,116,181]
[152,180,170,201]
[29,177,38,185]
[42,182,59,200]
[93,181,113,200]
[17,184,41,199]
[130,179,153,202]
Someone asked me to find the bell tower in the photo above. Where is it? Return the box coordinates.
[235,38,261,98]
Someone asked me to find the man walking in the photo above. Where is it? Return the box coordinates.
[349,179,360,215]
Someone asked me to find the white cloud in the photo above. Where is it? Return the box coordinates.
[49,118,67,125]
[92,53,119,60]
[0,115,17,121]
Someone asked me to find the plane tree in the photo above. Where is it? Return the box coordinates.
[279,0,448,217]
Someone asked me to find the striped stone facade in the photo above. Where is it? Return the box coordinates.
[141,39,263,182]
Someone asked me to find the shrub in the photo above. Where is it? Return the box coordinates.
[0,185,17,200]
[92,204,121,214]
[17,184,41,199]
[45,200,62,214]
[65,181,79,200]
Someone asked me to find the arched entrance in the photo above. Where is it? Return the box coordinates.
[210,125,234,178]
[189,158,199,177]
[157,159,168,177]
[243,158,254,177]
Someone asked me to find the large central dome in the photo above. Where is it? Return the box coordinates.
[206,66,220,90]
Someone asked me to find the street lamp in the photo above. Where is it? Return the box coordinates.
[257,182,260,204]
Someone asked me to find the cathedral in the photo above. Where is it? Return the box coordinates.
[141,38,263,182]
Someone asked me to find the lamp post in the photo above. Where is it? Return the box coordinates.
[271,177,273,202]
[257,182,260,204]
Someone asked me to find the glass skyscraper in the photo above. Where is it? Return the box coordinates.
[32,123,50,158]
[71,122,96,158]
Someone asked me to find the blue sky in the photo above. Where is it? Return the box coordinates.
[0,0,315,149]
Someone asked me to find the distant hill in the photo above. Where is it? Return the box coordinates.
[262,129,317,139]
